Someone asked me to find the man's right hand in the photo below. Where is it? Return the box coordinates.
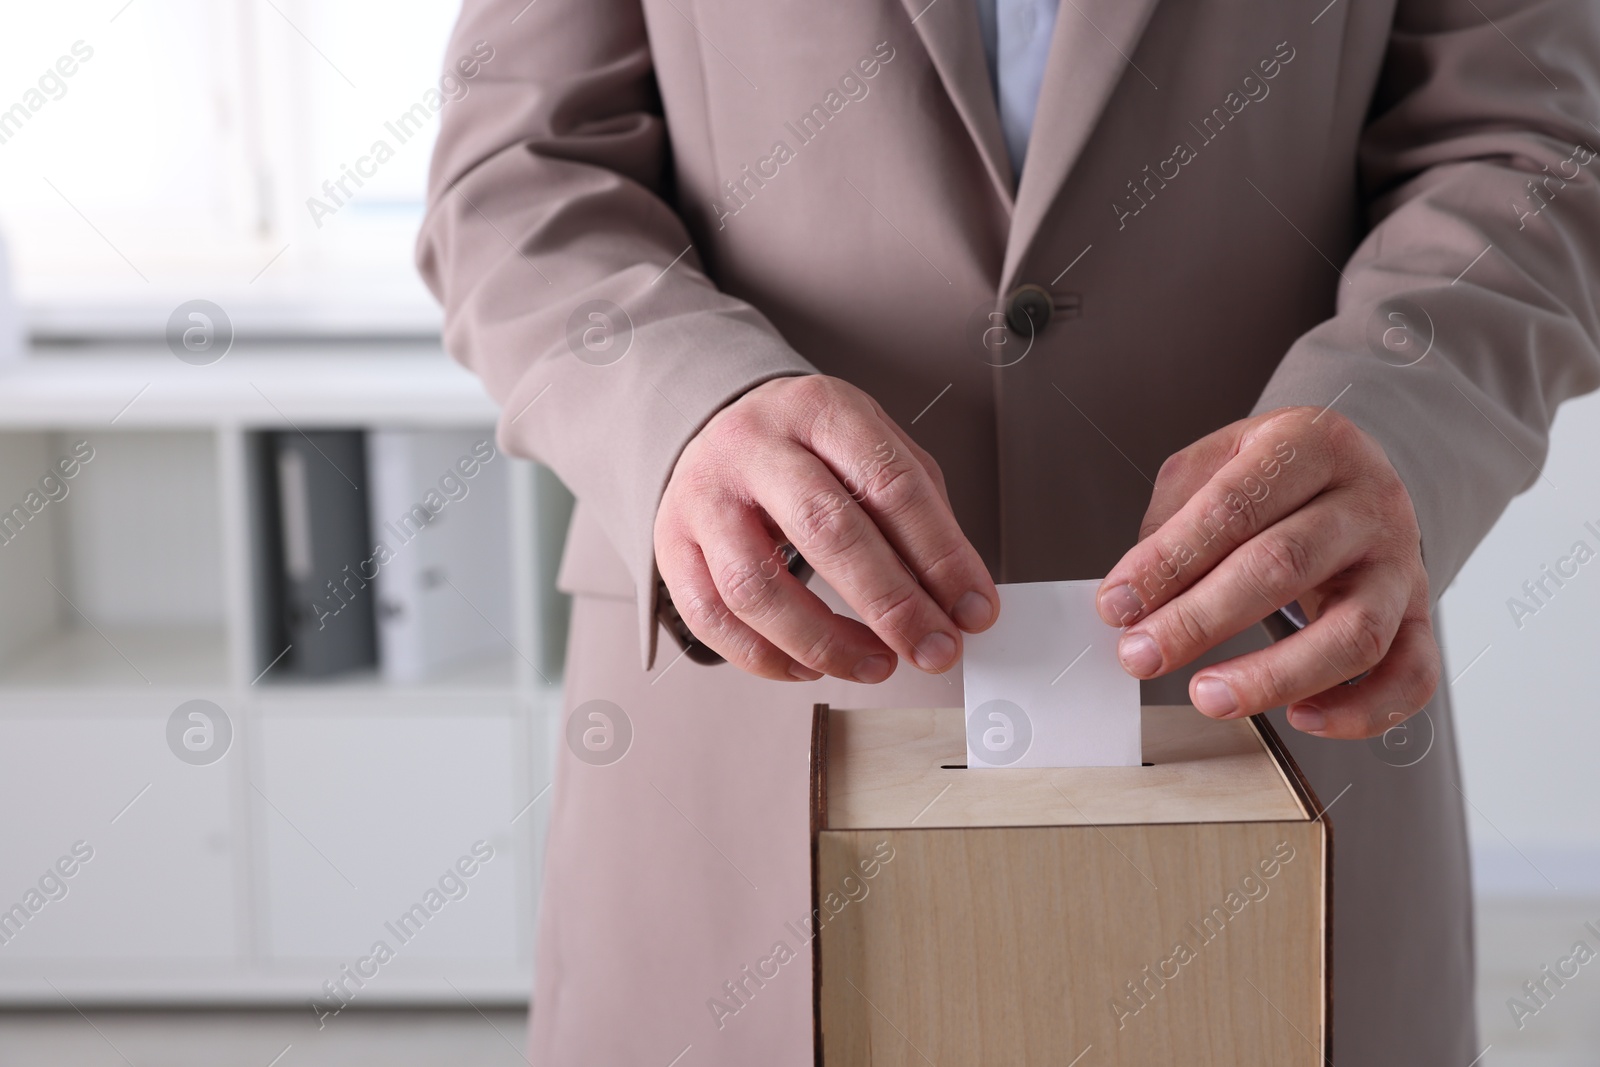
[654,375,998,682]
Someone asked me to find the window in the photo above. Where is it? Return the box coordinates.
[0,0,465,336]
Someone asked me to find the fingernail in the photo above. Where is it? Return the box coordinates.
[952,590,995,631]
[788,662,823,681]
[1099,583,1144,626]
[913,631,957,672]
[1192,676,1238,716]
[1289,705,1326,733]
[1117,633,1162,678]
[852,654,893,684]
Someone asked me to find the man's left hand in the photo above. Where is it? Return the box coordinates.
[1096,407,1441,739]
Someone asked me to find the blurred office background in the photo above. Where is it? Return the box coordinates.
[0,2,1595,1064]
[0,2,563,1062]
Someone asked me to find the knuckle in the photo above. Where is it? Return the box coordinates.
[788,488,861,554]
[736,640,790,679]
[1383,480,1422,537]
[921,450,951,491]
[1204,484,1261,541]
[715,557,781,618]
[784,373,835,409]
[1398,507,1423,549]
[1352,498,1397,547]
[797,626,849,673]
[916,538,972,591]
[676,584,730,637]
[1244,530,1316,595]
[1317,408,1358,449]
[852,449,920,507]
[1163,598,1217,656]
[862,581,923,636]
[1245,653,1297,706]
[1319,414,1369,474]
[654,496,687,539]
[653,519,691,564]
[1255,408,1323,470]
[1313,504,1348,548]
[1334,603,1392,671]
[681,470,732,513]
[870,456,923,510]
[1155,449,1190,487]
[788,376,850,426]
[682,598,782,677]
[670,583,789,679]
[705,405,763,452]
[1258,406,1314,443]
[1399,641,1442,710]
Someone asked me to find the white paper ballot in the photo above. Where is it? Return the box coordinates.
[963,579,1141,768]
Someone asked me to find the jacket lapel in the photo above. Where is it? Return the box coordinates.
[896,0,1016,209]
[1002,0,1162,284]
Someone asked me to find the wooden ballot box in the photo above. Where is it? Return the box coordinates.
[809,705,1329,1066]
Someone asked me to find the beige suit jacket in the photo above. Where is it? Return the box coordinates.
[419,0,1600,1062]
[422,0,1600,657]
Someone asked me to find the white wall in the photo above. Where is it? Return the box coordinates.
[1440,390,1600,896]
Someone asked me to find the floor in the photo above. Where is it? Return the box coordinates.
[1476,896,1600,1066]
[0,1006,530,1067]
[1,898,1596,1066]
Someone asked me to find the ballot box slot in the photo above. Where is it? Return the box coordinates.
[938,761,1156,768]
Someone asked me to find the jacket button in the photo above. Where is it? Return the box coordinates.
[1004,284,1053,336]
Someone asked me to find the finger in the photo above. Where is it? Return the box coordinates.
[691,498,897,682]
[1283,615,1442,739]
[869,397,957,512]
[1183,562,1410,717]
[1116,493,1371,678]
[759,449,964,673]
[1136,420,1250,541]
[804,406,997,635]
[1097,417,1322,627]
[656,534,823,681]
[872,418,985,613]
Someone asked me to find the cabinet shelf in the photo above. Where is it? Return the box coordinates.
[0,343,499,429]
[254,648,522,695]
[0,345,571,1005]
[0,624,228,690]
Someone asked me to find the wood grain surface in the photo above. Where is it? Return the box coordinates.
[817,821,1325,1065]
[822,706,1311,830]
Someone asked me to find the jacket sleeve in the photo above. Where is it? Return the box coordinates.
[1251,0,1600,600]
[415,0,816,669]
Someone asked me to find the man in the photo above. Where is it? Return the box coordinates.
[418,0,1600,1061]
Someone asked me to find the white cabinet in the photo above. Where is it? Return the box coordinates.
[0,342,571,1004]
[252,707,522,964]
[0,708,237,960]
